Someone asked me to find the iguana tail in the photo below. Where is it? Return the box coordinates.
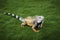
[4,12,25,22]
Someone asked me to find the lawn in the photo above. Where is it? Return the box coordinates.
[0,0,60,40]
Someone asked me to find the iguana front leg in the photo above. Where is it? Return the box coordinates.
[38,24,42,28]
[32,25,39,32]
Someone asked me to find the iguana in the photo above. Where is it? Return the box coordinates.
[4,12,44,32]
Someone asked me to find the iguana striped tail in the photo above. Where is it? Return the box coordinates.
[4,12,25,22]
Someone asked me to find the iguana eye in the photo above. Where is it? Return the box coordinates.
[39,17,41,18]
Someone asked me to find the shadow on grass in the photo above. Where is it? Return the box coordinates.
[50,0,60,17]
[0,0,7,9]
[51,0,60,11]
[51,0,60,6]
[41,30,60,40]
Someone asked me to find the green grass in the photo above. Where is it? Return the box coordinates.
[0,0,60,40]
